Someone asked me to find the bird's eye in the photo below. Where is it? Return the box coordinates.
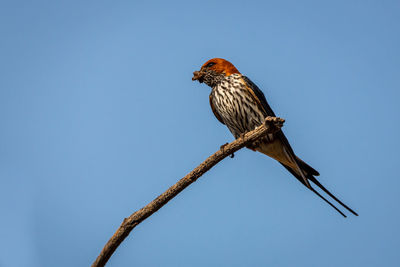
[206,62,216,68]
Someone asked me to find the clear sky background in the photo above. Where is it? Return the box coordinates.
[1,1,399,266]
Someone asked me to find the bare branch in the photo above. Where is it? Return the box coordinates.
[91,116,285,267]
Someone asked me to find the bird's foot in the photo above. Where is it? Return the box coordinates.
[220,143,234,158]
[220,142,229,152]
[251,139,262,148]
[246,137,262,151]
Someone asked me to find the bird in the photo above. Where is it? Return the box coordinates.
[192,58,358,217]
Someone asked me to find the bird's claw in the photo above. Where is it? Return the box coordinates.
[220,143,234,158]
[220,142,229,152]
[252,139,262,148]
[246,138,262,151]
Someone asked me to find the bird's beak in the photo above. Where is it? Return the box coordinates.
[192,70,204,83]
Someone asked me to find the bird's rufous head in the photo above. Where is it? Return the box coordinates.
[192,58,240,87]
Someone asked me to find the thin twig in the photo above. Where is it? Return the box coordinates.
[92,116,285,267]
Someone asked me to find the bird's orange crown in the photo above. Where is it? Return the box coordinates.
[201,58,240,76]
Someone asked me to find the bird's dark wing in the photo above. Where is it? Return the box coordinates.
[241,76,276,117]
[241,76,300,167]
[209,93,225,124]
[241,75,358,217]
[241,76,317,173]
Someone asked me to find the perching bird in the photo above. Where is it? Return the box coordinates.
[192,58,357,217]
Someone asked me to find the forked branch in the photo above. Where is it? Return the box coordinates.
[92,116,285,267]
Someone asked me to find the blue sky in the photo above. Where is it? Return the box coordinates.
[1,0,399,266]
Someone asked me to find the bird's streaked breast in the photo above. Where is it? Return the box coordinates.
[211,74,268,139]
